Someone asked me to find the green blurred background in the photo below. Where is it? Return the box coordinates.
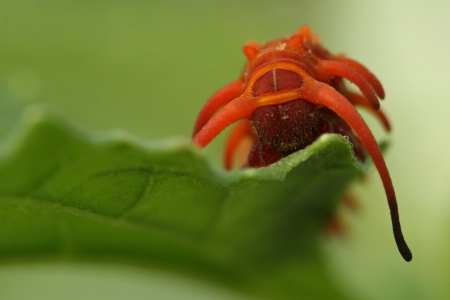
[1,0,449,299]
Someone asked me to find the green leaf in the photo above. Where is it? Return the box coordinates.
[0,107,364,299]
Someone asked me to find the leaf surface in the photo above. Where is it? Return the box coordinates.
[0,107,364,299]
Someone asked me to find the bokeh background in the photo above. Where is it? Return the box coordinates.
[1,1,449,299]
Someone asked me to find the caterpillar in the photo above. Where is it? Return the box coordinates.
[192,26,412,262]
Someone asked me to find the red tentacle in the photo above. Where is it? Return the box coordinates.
[315,60,380,110]
[192,95,258,148]
[346,91,391,131]
[193,79,244,137]
[224,120,256,170]
[306,43,385,100]
[335,56,385,99]
[298,81,411,261]
[251,79,411,261]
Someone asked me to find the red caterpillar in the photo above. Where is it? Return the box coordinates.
[192,26,412,261]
